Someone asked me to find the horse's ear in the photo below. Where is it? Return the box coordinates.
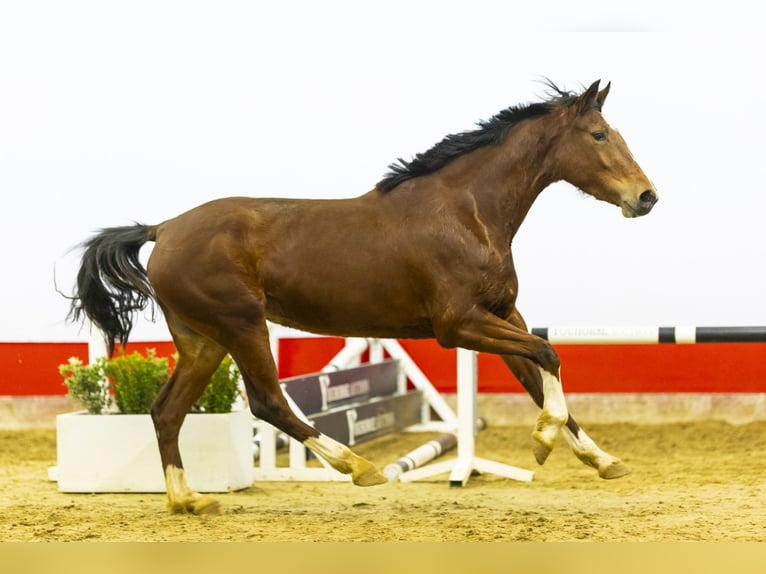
[575,80,601,114]
[595,81,611,111]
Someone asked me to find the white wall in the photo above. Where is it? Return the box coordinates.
[1,1,765,342]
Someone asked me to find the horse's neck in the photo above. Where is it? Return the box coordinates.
[456,134,555,244]
[370,117,560,244]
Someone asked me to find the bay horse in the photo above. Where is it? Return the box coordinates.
[68,80,657,514]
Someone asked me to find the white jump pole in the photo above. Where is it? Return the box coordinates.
[321,337,369,371]
[384,418,486,480]
[531,325,766,344]
[384,432,457,480]
[399,347,533,486]
[380,339,458,429]
[254,334,456,482]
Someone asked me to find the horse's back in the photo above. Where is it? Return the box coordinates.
[146,194,434,338]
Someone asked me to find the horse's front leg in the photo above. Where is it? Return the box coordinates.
[502,310,630,479]
[435,308,568,465]
[502,353,630,478]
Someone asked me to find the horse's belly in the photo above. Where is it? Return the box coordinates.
[264,290,433,340]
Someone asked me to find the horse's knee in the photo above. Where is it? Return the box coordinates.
[534,342,560,376]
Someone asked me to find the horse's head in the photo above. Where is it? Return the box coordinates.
[552,80,658,218]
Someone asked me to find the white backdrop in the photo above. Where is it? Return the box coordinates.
[2,1,765,342]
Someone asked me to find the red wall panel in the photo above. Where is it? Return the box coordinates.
[2,339,765,396]
[277,338,766,394]
[0,341,177,396]
[0,342,88,396]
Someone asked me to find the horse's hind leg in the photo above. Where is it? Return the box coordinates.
[502,311,629,479]
[151,317,228,513]
[226,321,386,487]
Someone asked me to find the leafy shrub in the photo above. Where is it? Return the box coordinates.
[193,355,243,413]
[59,350,242,415]
[59,356,110,414]
[106,349,168,414]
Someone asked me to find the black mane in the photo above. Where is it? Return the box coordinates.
[376,81,578,193]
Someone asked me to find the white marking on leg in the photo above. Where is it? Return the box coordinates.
[538,366,568,424]
[561,427,611,468]
[164,465,220,514]
[562,426,630,478]
[530,367,569,464]
[304,434,387,486]
[304,434,354,474]
[165,465,195,510]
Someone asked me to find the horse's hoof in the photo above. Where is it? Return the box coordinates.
[169,495,221,515]
[192,496,222,515]
[598,460,631,480]
[531,436,553,465]
[531,410,565,466]
[532,423,561,465]
[352,462,387,486]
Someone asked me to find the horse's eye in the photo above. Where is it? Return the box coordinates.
[592,131,607,142]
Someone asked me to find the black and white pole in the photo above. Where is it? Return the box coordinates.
[384,433,458,481]
[398,348,534,486]
[384,418,488,481]
[530,325,766,345]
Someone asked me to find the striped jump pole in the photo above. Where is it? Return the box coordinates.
[384,433,458,481]
[398,348,534,486]
[530,325,766,345]
[383,418,487,481]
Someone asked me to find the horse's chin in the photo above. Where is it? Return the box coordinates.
[621,203,639,218]
[621,202,652,218]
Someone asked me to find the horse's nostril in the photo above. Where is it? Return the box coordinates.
[640,190,657,206]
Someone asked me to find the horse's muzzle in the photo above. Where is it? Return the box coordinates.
[621,189,658,218]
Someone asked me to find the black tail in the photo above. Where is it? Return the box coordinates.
[67,224,157,356]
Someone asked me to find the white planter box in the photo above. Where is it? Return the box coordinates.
[52,409,253,493]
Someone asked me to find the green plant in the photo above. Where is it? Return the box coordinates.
[106,349,168,414]
[60,349,242,415]
[193,355,243,413]
[58,356,110,414]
